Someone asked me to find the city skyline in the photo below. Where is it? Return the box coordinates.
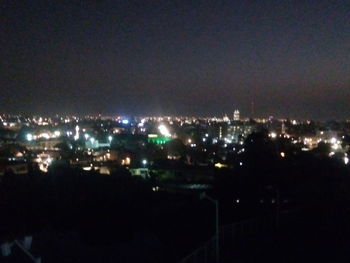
[1,1,349,119]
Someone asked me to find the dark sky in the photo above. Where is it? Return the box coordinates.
[1,0,349,119]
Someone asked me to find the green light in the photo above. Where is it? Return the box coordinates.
[148,135,171,145]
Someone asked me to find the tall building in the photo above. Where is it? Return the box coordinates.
[233,110,240,121]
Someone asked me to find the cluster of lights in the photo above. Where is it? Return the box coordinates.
[26,130,63,142]
[36,154,53,172]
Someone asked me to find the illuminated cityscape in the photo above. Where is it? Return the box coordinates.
[2,0,350,262]
[1,113,350,177]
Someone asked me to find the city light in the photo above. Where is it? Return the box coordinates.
[40,133,50,139]
[152,186,160,192]
[74,125,80,140]
[332,144,339,150]
[142,159,147,166]
[158,124,171,137]
[26,133,33,141]
[215,163,228,168]
[270,132,277,139]
[108,135,113,142]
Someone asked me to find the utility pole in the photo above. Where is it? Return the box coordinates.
[200,192,219,263]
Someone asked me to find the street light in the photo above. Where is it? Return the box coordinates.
[200,192,219,263]
[26,133,33,142]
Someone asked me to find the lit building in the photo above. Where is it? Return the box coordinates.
[148,134,171,145]
[233,110,240,121]
[227,122,255,143]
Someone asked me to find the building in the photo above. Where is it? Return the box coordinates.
[148,134,171,145]
[227,122,255,143]
[233,110,240,121]
[129,168,150,179]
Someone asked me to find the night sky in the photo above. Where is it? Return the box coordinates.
[1,0,349,119]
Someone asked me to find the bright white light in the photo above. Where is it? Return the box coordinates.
[202,138,206,142]
[90,137,95,143]
[239,162,243,166]
[142,159,147,165]
[205,133,209,137]
[75,125,80,132]
[84,133,89,140]
[225,138,232,144]
[122,119,129,124]
[26,133,33,141]
[40,133,50,139]
[158,124,171,137]
[152,186,159,192]
[280,152,285,158]
[330,137,337,144]
[344,157,349,165]
[54,131,60,137]
[270,132,277,139]
[108,135,113,142]
[329,152,335,156]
